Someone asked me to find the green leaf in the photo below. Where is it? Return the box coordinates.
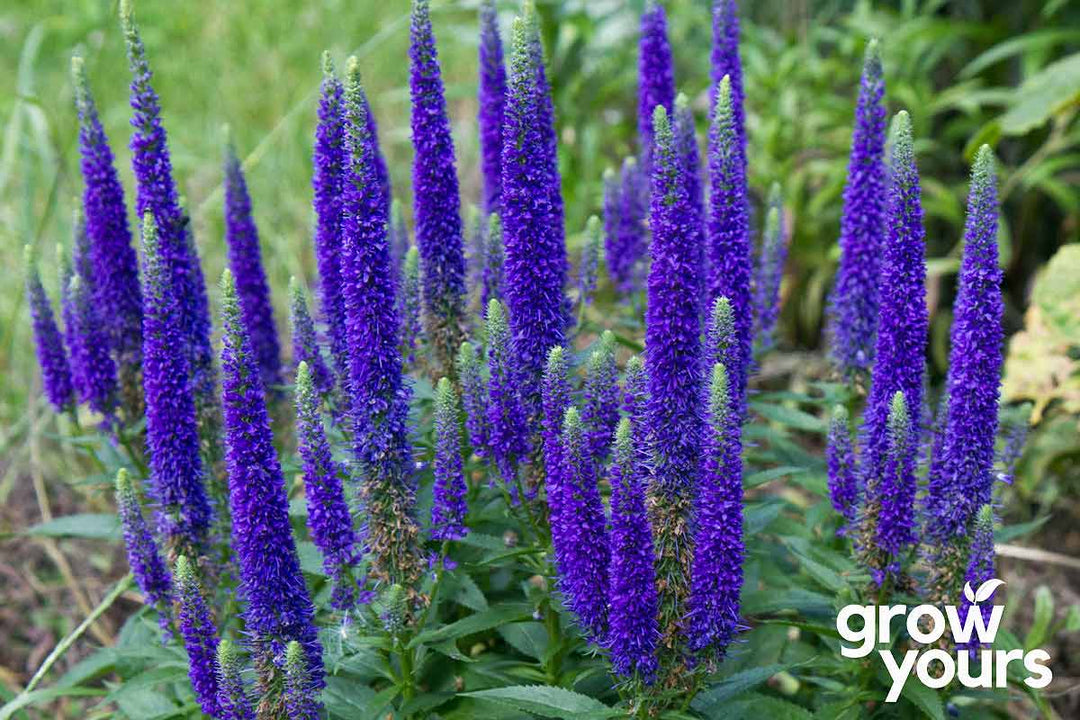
[399,691,455,717]
[0,688,105,720]
[448,572,490,611]
[994,515,1049,543]
[23,513,119,540]
[1065,604,1080,632]
[751,402,827,433]
[691,664,791,713]
[462,685,619,719]
[745,466,808,488]
[296,541,326,576]
[1025,585,1055,651]
[705,694,814,720]
[999,52,1080,135]
[498,622,550,660]
[322,676,377,719]
[409,603,534,647]
[899,677,945,720]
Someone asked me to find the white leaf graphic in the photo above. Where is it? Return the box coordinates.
[974,578,1005,604]
[964,582,976,604]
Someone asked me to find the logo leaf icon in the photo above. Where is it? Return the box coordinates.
[964,582,976,603]
[974,578,1005,604]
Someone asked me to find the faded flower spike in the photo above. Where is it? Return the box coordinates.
[431,377,469,541]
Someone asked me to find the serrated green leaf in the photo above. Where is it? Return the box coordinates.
[691,664,792,713]
[498,622,550,660]
[462,685,619,719]
[751,402,827,433]
[23,513,119,540]
[745,466,809,488]
[899,677,945,720]
[409,603,534,647]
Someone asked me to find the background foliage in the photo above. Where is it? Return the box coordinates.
[1,0,1078,717]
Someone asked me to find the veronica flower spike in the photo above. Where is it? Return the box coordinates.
[485,299,529,494]
[25,247,75,414]
[410,0,468,379]
[542,344,572,522]
[139,214,213,562]
[284,641,323,720]
[115,469,172,636]
[638,0,676,175]
[478,0,507,214]
[174,556,221,717]
[399,246,422,367]
[482,213,505,311]
[753,184,788,354]
[575,216,602,316]
[829,40,888,378]
[296,361,360,610]
[706,76,752,415]
[219,269,322,686]
[67,273,119,420]
[582,330,619,464]
[826,404,859,530]
[457,341,489,457]
[223,133,281,390]
[289,278,335,400]
[216,639,255,720]
[431,377,469,541]
[339,57,424,590]
[710,0,747,158]
[71,56,143,414]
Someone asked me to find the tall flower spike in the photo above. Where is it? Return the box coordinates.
[674,94,706,287]
[216,639,255,720]
[957,505,996,653]
[687,362,744,659]
[340,57,424,589]
[645,106,702,658]
[121,1,217,420]
[576,216,602,312]
[706,295,736,378]
[482,213,505,310]
[601,169,622,287]
[827,405,859,530]
[390,199,410,278]
[67,274,119,418]
[139,214,213,561]
[622,355,649,453]
[284,641,322,720]
[542,345,572,520]
[607,418,660,681]
[457,341,489,457]
[72,55,143,414]
[174,556,220,717]
[753,184,788,354]
[615,157,650,296]
[478,0,506,214]
[829,40,888,378]
[296,362,360,610]
[289,278,335,400]
[998,405,1030,485]
[465,205,485,305]
[312,52,349,394]
[219,269,322,686]
[638,0,676,175]
[551,407,610,643]
[861,111,927,538]
[485,299,529,491]
[26,246,75,413]
[709,0,746,158]
[223,133,281,390]
[398,246,422,367]
[706,76,752,415]
[501,13,569,413]
[410,0,467,380]
[431,377,469,540]
[926,146,1003,542]
[582,330,619,463]
[115,469,172,635]
[859,391,916,585]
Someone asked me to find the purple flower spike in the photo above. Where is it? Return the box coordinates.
[550,407,610,643]
[115,469,172,636]
[25,247,75,413]
[457,341,489,457]
[674,95,706,284]
[829,40,887,378]
[861,112,927,541]
[174,556,220,717]
[709,0,746,159]
[410,0,467,379]
[753,184,789,354]
[575,216,602,312]
[399,247,422,367]
[390,200,410,280]
[607,418,660,681]
[289,278,335,400]
[482,213,505,311]
[340,58,424,589]
[139,214,213,561]
[706,76,752,415]
[431,377,469,541]
[687,363,744,660]
[296,362,359,610]
[622,355,650,455]
[121,2,217,421]
[223,136,281,391]
[582,331,619,463]
[66,273,119,419]
[71,56,143,413]
[485,299,529,491]
[542,345,572,520]
[478,0,506,214]
[827,404,859,530]
[926,146,1003,542]
[638,1,676,175]
[502,12,569,412]
[312,53,349,395]
[619,158,650,295]
[216,639,255,720]
[219,269,322,686]
[284,640,323,720]
[957,505,996,654]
